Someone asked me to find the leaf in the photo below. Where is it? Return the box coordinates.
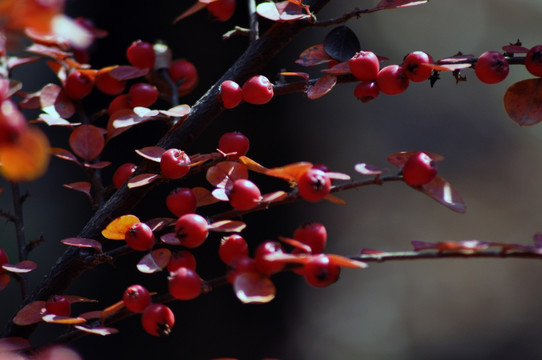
[278,236,312,253]
[159,104,191,118]
[323,193,347,205]
[146,217,174,232]
[503,78,542,126]
[0,273,9,291]
[127,173,160,188]
[39,83,75,119]
[326,254,367,268]
[411,240,487,252]
[323,26,360,62]
[206,161,248,188]
[423,63,471,72]
[102,215,140,240]
[212,188,229,201]
[0,127,51,182]
[160,232,181,246]
[109,65,148,80]
[208,220,246,232]
[193,186,220,207]
[172,1,207,23]
[64,295,98,304]
[135,146,165,162]
[238,156,270,174]
[295,44,334,67]
[137,248,172,273]
[2,261,37,273]
[234,272,276,304]
[261,190,288,203]
[256,1,310,22]
[63,182,93,202]
[133,106,159,118]
[502,45,529,54]
[374,0,428,10]
[84,161,111,169]
[13,301,46,326]
[61,238,102,252]
[354,163,385,176]
[387,151,444,169]
[279,72,310,82]
[74,325,119,336]
[326,171,351,181]
[416,176,466,213]
[42,314,87,325]
[306,75,337,100]
[51,147,81,165]
[266,162,312,182]
[69,125,105,161]
[37,114,77,127]
[321,61,351,75]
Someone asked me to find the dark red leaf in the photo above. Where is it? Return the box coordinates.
[321,61,351,75]
[69,125,105,161]
[61,238,103,252]
[13,301,46,326]
[387,151,444,168]
[295,44,334,67]
[502,45,529,53]
[84,161,111,169]
[504,78,542,126]
[63,182,92,202]
[323,26,360,62]
[306,75,337,100]
[417,176,466,213]
[51,147,81,165]
[2,261,37,273]
[135,146,165,162]
[40,83,75,119]
[109,65,148,80]
[127,173,160,188]
[160,232,181,246]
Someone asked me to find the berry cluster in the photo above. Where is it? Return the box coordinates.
[219,75,274,109]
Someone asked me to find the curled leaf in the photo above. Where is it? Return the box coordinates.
[63,182,92,202]
[102,215,140,240]
[135,146,165,162]
[42,314,86,325]
[137,248,172,273]
[208,220,246,233]
[234,272,276,304]
[417,176,466,213]
[2,261,37,273]
[354,163,385,176]
[256,1,310,22]
[74,325,119,336]
[295,44,334,67]
[61,238,102,252]
[127,173,160,188]
[51,147,80,164]
[306,75,337,100]
[206,161,248,188]
[159,104,191,117]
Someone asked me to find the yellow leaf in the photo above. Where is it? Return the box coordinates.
[101,215,140,240]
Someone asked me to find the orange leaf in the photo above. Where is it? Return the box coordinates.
[42,314,86,325]
[0,127,51,182]
[101,300,125,319]
[504,78,542,126]
[238,156,270,174]
[102,215,140,240]
[266,162,312,182]
[306,75,337,100]
[69,124,105,161]
[326,254,367,268]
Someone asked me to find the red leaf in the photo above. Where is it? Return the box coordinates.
[51,147,81,165]
[13,301,46,326]
[61,237,103,252]
[321,61,351,75]
[192,186,220,207]
[135,146,165,162]
[327,254,367,268]
[504,78,542,126]
[295,44,334,67]
[279,72,310,82]
[0,273,10,291]
[2,261,37,273]
[417,176,466,213]
[63,182,92,202]
[208,220,246,232]
[374,0,428,10]
[109,65,148,80]
[423,63,471,72]
[160,232,181,246]
[502,45,529,54]
[127,173,160,188]
[234,272,276,304]
[40,83,75,119]
[387,151,444,169]
[278,236,312,253]
[261,190,288,203]
[137,248,172,273]
[172,1,206,23]
[306,75,337,100]
[69,125,105,161]
[206,161,248,188]
[146,217,174,232]
[84,161,111,169]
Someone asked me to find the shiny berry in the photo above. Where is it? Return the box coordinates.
[376,65,409,95]
[112,162,137,189]
[167,250,197,272]
[122,284,151,313]
[168,59,198,94]
[206,0,236,21]
[242,75,274,105]
[160,148,191,179]
[45,295,71,316]
[254,241,285,275]
[293,222,327,254]
[128,83,159,108]
[218,131,249,160]
[403,51,434,82]
[349,51,380,81]
[475,51,509,84]
[64,70,94,99]
[95,66,126,95]
[166,187,197,217]
[297,168,331,202]
[126,40,155,69]
[219,234,249,265]
[141,304,175,336]
[220,80,243,109]
[303,255,341,288]
[402,151,437,186]
[353,81,379,103]
[168,267,202,300]
[125,222,155,251]
[108,94,131,115]
[226,255,257,283]
[174,213,209,248]
[525,45,542,77]
[227,178,261,210]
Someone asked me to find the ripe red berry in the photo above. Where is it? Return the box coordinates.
[167,250,197,272]
[45,295,71,317]
[293,222,327,254]
[219,234,249,265]
[108,94,131,115]
[125,222,155,251]
[242,75,274,105]
[303,255,341,288]
[64,70,94,99]
[141,303,175,336]
[402,151,437,186]
[220,80,243,109]
[254,241,285,276]
[112,162,137,189]
[206,0,236,21]
[376,65,410,95]
[95,66,126,95]
[168,267,202,300]
[349,51,380,81]
[353,81,379,103]
[128,83,159,108]
[160,148,191,179]
[403,51,434,82]
[0,100,28,145]
[227,178,261,210]
[168,59,198,94]
[475,51,509,84]
[297,168,332,202]
[174,213,209,248]
[126,40,155,69]
[525,45,542,77]
[122,284,151,313]
[218,131,250,160]
[166,187,197,217]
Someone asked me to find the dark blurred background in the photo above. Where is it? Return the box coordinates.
[2,0,542,359]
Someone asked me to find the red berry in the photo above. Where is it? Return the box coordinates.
[128,83,159,108]
[122,284,151,313]
[242,75,274,105]
[167,250,197,272]
[126,40,155,69]
[0,100,28,145]
[45,295,71,316]
[220,80,243,109]
[349,51,380,81]
[112,162,137,189]
[254,241,285,276]
[227,178,261,210]
[293,222,327,254]
[218,131,250,160]
[376,65,410,95]
[64,70,94,99]
[206,0,236,21]
[160,148,191,179]
[168,267,202,300]
[525,45,542,77]
[303,255,341,288]
[226,255,257,283]
[402,151,437,186]
[166,187,197,217]
[297,168,332,202]
[141,304,175,336]
[219,234,249,265]
[403,51,434,82]
[168,59,198,94]
[108,94,131,115]
[174,213,209,248]
[125,222,155,251]
[475,51,509,84]
[95,66,126,95]
[353,81,379,103]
